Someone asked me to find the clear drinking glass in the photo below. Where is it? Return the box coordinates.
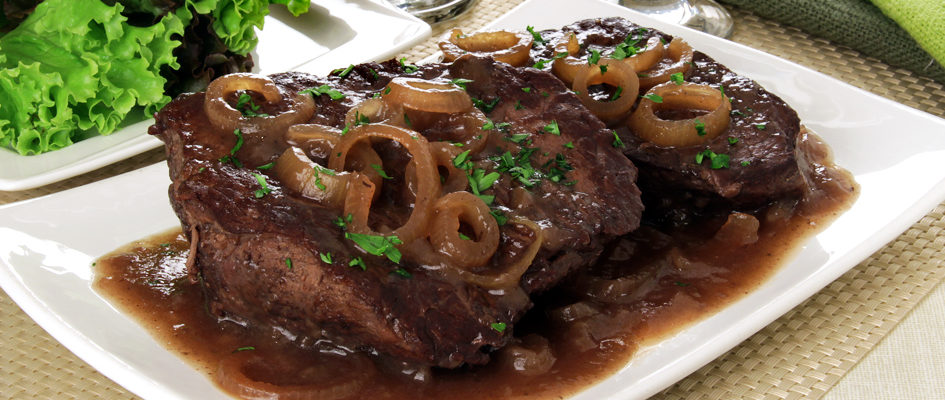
[385,0,480,24]
[619,0,733,38]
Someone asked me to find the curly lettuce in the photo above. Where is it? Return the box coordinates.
[0,0,310,155]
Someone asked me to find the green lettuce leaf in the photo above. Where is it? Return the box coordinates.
[0,0,186,154]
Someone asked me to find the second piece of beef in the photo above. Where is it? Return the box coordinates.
[150,55,642,368]
[531,18,808,223]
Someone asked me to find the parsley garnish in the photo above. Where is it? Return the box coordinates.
[453,150,473,169]
[526,25,544,45]
[695,148,730,169]
[611,130,625,148]
[345,232,403,263]
[694,119,707,136]
[489,209,508,226]
[610,86,623,101]
[610,34,642,60]
[233,346,255,352]
[642,93,663,103]
[670,72,685,85]
[588,49,601,65]
[320,252,333,264]
[471,97,500,113]
[230,129,244,155]
[349,257,367,270]
[543,120,560,135]
[564,141,574,149]
[235,93,269,117]
[522,87,532,93]
[333,213,353,229]
[467,169,501,205]
[482,120,495,130]
[756,123,767,130]
[285,258,293,269]
[252,172,271,198]
[334,64,355,78]
[399,57,419,73]
[299,85,345,100]
[371,164,393,179]
[392,268,412,278]
[491,322,507,332]
[727,137,739,145]
[256,162,275,170]
[449,78,473,90]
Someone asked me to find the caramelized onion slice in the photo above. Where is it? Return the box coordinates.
[620,36,665,72]
[496,334,557,377]
[386,77,473,114]
[638,37,694,89]
[628,82,731,147]
[551,32,588,86]
[572,60,640,123]
[216,350,373,400]
[430,191,500,268]
[405,142,468,197]
[344,98,403,128]
[204,73,315,136]
[458,216,543,289]
[285,123,341,160]
[440,28,533,67]
[330,124,439,244]
[274,147,350,209]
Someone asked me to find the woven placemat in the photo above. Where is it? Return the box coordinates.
[2,1,945,399]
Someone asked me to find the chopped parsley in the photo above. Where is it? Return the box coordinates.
[392,268,412,278]
[252,172,271,198]
[493,148,541,188]
[514,100,525,110]
[230,129,244,155]
[471,97,500,113]
[482,120,495,130]
[299,84,346,100]
[320,252,333,264]
[543,153,574,184]
[564,141,574,149]
[526,25,545,45]
[453,150,473,169]
[727,137,739,145]
[522,87,532,93]
[345,232,404,263]
[588,49,601,65]
[311,164,337,191]
[532,52,567,69]
[491,322,507,333]
[349,257,367,270]
[642,93,663,103]
[542,120,560,135]
[371,164,393,180]
[449,78,473,90]
[755,122,767,130]
[695,148,730,169]
[235,93,269,117]
[399,57,419,73]
[333,213,353,229]
[611,130,625,148]
[256,162,275,170]
[489,209,508,226]
[467,168,501,205]
[285,258,293,269]
[233,346,256,352]
[740,160,751,167]
[694,119,707,136]
[610,33,642,60]
[670,72,685,85]
[333,64,355,78]
[610,86,623,101]
[599,64,608,74]
[458,233,472,241]
[507,133,530,144]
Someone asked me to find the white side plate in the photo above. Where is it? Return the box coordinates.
[0,0,430,191]
[3,0,945,398]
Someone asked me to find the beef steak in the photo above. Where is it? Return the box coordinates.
[150,55,642,368]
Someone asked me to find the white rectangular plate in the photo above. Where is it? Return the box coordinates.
[3,0,945,398]
[0,0,429,192]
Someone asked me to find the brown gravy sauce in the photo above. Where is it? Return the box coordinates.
[94,131,856,399]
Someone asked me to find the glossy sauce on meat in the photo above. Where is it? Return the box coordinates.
[94,129,855,399]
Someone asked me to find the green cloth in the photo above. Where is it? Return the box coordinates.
[718,0,945,85]
[871,0,945,68]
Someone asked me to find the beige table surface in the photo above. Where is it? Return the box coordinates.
[3,0,945,399]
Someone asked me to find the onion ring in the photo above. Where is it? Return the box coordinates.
[620,36,665,72]
[628,82,731,147]
[458,216,543,289]
[273,147,350,209]
[329,124,439,244]
[204,73,314,136]
[572,60,640,124]
[550,32,588,86]
[216,349,373,400]
[285,123,341,160]
[430,191,501,268]
[385,77,473,114]
[439,29,533,67]
[638,37,694,89]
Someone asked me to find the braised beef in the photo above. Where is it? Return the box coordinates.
[531,18,808,224]
[149,56,642,368]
